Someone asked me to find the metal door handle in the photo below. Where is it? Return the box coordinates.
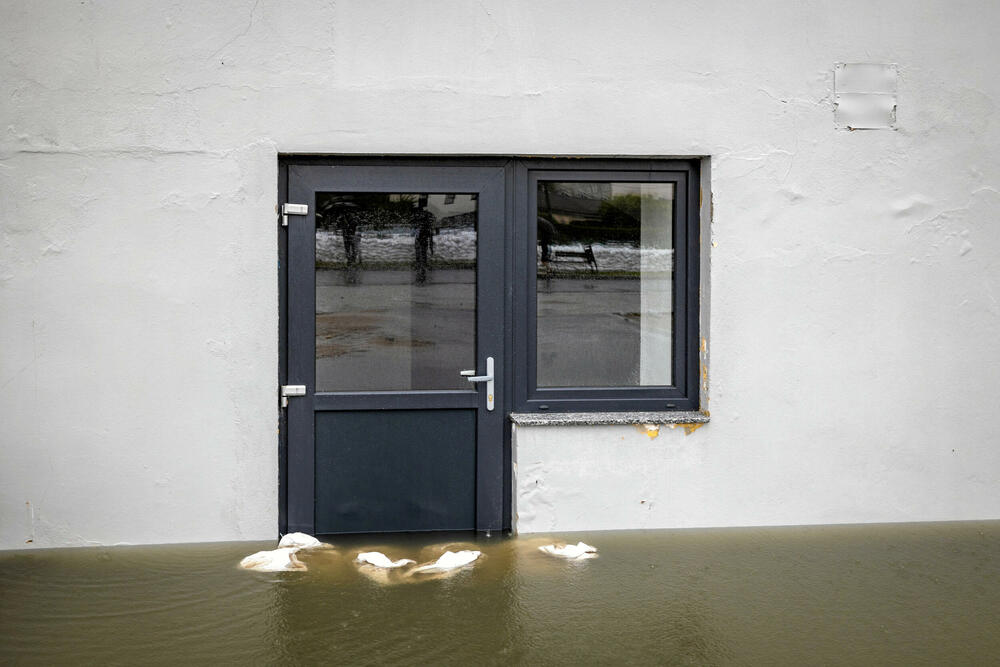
[459,357,495,411]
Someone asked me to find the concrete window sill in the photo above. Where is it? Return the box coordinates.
[509,411,709,427]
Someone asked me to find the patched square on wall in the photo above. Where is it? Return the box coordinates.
[834,63,898,130]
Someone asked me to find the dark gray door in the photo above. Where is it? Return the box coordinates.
[285,164,506,534]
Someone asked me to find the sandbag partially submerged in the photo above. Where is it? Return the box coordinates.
[538,541,598,559]
[278,532,331,549]
[240,533,330,572]
[411,550,481,574]
[239,547,307,572]
[356,551,415,569]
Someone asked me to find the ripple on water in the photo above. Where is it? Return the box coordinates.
[2,523,1000,665]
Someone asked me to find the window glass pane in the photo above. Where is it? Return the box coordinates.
[315,193,477,391]
[536,181,674,387]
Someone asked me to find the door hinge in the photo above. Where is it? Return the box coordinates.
[280,384,306,408]
[281,203,308,227]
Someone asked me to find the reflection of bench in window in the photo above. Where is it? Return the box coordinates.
[552,244,598,273]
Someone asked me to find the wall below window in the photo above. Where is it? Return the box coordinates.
[3,1,1000,548]
[513,413,1000,532]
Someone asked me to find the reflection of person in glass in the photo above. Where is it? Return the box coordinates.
[335,211,363,284]
[316,196,363,265]
[338,213,361,266]
[413,208,435,284]
[537,215,556,263]
[317,196,363,283]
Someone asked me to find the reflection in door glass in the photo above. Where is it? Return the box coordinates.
[537,182,674,387]
[315,193,477,392]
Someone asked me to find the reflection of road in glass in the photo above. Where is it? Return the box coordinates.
[315,268,476,392]
[535,243,674,387]
[537,278,642,387]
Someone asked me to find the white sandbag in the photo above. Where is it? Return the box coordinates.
[410,550,481,574]
[355,551,416,569]
[538,541,598,559]
[278,532,329,549]
[239,547,307,572]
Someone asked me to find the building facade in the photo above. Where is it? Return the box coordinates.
[2,0,999,548]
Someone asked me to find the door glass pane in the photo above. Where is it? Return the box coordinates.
[315,193,477,392]
[536,181,674,387]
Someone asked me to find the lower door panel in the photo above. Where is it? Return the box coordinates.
[314,409,476,533]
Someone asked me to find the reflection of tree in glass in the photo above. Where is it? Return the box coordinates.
[597,194,641,243]
[539,184,655,246]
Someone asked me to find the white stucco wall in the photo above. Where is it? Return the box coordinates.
[2,0,999,548]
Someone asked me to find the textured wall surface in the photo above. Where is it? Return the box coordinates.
[2,1,999,547]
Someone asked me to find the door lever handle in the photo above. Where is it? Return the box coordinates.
[459,357,495,411]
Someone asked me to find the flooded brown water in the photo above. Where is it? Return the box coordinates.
[2,522,999,665]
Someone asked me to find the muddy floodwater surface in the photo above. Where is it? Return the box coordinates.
[2,522,999,665]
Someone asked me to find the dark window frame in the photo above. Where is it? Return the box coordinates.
[278,155,702,535]
[513,158,701,413]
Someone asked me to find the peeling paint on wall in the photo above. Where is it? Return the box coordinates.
[635,424,660,438]
[669,423,706,436]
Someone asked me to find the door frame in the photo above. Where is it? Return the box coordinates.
[278,156,515,536]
